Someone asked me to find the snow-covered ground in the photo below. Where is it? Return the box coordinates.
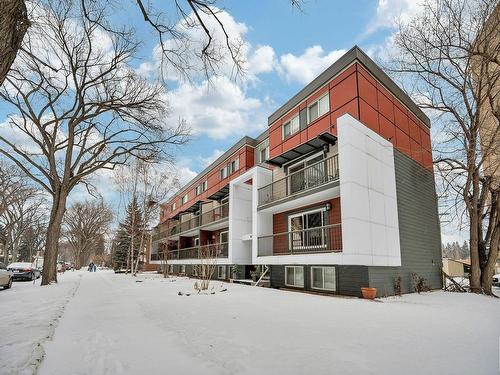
[0,271,82,375]
[1,270,499,375]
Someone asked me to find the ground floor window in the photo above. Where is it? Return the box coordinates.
[180,265,186,274]
[218,265,226,279]
[285,266,304,287]
[168,265,173,274]
[311,267,336,291]
[193,265,198,276]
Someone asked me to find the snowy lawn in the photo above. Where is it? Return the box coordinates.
[0,271,82,375]
[2,270,499,375]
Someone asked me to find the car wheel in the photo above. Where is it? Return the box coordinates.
[5,277,12,289]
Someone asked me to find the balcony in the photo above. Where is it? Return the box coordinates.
[201,202,229,226]
[167,242,229,261]
[257,224,342,257]
[258,154,339,208]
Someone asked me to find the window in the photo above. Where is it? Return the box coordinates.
[288,208,326,250]
[311,267,336,291]
[220,230,228,244]
[194,237,199,246]
[283,115,299,139]
[196,181,208,196]
[180,265,186,274]
[181,194,188,205]
[168,265,173,274]
[229,158,239,174]
[287,152,325,194]
[259,146,268,163]
[171,202,176,211]
[217,265,226,279]
[220,166,228,180]
[308,94,329,124]
[285,266,304,287]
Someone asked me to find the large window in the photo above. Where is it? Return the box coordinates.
[181,194,188,205]
[311,267,336,291]
[288,208,326,250]
[308,94,329,124]
[287,152,325,194]
[285,266,304,287]
[283,115,300,139]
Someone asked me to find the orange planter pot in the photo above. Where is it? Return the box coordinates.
[361,287,377,300]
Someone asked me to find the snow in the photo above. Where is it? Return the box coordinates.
[0,272,82,375]
[2,270,500,375]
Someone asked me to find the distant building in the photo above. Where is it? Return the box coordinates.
[442,258,471,278]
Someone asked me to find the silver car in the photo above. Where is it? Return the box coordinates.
[0,262,13,289]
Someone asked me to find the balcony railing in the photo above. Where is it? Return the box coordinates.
[257,224,342,257]
[180,216,200,233]
[258,154,339,207]
[167,242,229,260]
[201,202,229,226]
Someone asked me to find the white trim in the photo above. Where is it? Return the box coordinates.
[311,266,336,291]
[287,208,327,250]
[285,266,304,287]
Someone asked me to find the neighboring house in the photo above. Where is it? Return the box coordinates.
[148,46,443,297]
[442,258,471,278]
[472,4,500,189]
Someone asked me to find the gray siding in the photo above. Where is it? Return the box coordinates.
[270,265,368,296]
[368,150,442,295]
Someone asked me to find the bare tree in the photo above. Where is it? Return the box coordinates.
[63,200,113,269]
[0,163,46,264]
[194,243,217,292]
[0,1,189,285]
[387,0,499,294]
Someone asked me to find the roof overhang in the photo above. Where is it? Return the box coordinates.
[181,200,203,215]
[207,184,229,201]
[266,133,337,167]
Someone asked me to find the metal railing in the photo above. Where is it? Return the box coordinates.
[258,154,339,206]
[201,202,229,226]
[167,242,229,260]
[180,216,200,233]
[257,224,342,256]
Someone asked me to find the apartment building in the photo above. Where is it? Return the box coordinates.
[149,46,442,296]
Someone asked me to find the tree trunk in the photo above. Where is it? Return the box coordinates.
[0,0,30,87]
[481,196,500,295]
[41,189,68,286]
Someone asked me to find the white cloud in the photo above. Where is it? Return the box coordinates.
[165,75,265,140]
[247,45,276,74]
[363,0,422,37]
[200,149,225,168]
[278,46,347,85]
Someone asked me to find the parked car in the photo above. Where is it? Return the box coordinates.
[0,263,13,289]
[493,274,500,287]
[7,262,41,281]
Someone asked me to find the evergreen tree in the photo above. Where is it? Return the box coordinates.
[112,198,144,271]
